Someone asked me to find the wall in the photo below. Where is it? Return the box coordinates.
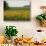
[0,0,46,41]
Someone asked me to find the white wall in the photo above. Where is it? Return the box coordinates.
[0,0,46,41]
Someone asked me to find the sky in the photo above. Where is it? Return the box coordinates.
[5,0,30,7]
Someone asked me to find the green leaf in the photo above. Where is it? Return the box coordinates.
[5,26,18,38]
[36,15,44,21]
[44,15,46,20]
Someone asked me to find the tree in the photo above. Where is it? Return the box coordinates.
[4,1,8,10]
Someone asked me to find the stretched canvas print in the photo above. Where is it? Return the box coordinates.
[4,0,30,21]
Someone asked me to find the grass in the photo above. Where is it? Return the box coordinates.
[4,7,30,21]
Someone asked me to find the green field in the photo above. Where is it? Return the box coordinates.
[4,6,30,21]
